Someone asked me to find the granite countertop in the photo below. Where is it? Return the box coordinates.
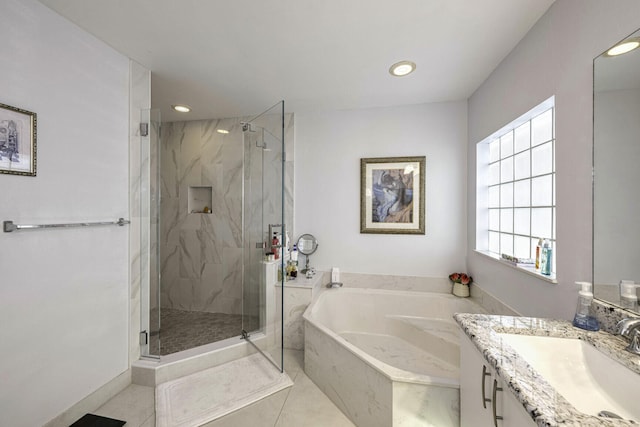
[454,314,640,426]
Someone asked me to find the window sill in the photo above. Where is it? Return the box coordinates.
[474,250,558,284]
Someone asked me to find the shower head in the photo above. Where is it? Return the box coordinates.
[241,122,255,132]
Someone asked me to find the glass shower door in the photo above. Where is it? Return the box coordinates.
[241,101,285,372]
[140,108,161,358]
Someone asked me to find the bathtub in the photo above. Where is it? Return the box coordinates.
[303,288,486,427]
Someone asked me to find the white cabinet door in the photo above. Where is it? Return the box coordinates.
[460,334,537,427]
[503,387,537,427]
[460,335,495,426]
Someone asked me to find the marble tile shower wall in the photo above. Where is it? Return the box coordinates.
[157,114,294,315]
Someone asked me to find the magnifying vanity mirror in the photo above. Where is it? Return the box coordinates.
[593,28,640,314]
[296,233,318,274]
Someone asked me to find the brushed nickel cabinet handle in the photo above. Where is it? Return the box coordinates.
[492,378,503,426]
[481,365,492,409]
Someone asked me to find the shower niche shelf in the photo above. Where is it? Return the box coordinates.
[188,186,213,214]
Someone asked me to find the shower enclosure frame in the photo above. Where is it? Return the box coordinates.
[137,102,286,373]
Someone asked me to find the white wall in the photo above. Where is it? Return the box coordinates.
[295,101,467,278]
[467,0,640,319]
[0,1,131,426]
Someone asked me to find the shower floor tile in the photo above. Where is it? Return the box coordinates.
[149,308,245,355]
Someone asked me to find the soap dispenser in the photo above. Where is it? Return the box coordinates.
[620,281,639,311]
[572,281,599,331]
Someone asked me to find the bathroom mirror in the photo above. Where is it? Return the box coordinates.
[296,233,318,273]
[593,28,640,314]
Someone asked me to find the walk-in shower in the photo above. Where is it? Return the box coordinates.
[138,101,287,372]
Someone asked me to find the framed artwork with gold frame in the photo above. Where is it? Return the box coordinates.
[360,156,425,234]
[0,102,37,176]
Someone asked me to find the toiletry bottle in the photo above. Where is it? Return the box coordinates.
[331,267,340,284]
[535,238,543,270]
[572,282,600,331]
[539,239,551,275]
[272,233,280,260]
[620,281,638,311]
[291,244,298,265]
[285,231,291,258]
[285,260,293,280]
[540,239,550,274]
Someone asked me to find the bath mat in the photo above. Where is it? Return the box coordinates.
[156,353,293,427]
[70,413,126,427]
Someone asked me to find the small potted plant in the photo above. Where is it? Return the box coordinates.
[449,272,472,297]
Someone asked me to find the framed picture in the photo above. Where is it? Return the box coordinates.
[360,156,425,234]
[0,102,37,176]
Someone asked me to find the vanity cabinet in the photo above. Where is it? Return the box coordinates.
[460,335,536,427]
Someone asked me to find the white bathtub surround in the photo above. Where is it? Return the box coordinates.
[469,283,521,316]
[304,288,485,427]
[277,273,323,350]
[156,353,292,427]
[336,272,452,293]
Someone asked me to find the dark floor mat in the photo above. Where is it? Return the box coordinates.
[70,413,126,427]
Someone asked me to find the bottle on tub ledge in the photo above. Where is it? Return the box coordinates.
[327,267,343,288]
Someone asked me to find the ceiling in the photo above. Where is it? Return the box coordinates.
[39,0,555,122]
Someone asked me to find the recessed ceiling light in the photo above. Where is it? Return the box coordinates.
[389,60,416,77]
[217,129,229,134]
[172,104,191,113]
[606,38,640,56]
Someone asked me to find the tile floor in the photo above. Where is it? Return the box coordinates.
[92,350,355,427]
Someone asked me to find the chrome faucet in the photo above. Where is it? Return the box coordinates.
[615,318,640,355]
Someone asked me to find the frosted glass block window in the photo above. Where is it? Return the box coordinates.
[489,232,500,253]
[489,186,500,208]
[531,175,553,206]
[500,157,514,183]
[513,208,530,235]
[489,209,500,230]
[489,139,500,163]
[532,109,553,147]
[514,122,530,153]
[489,162,500,185]
[532,142,553,176]
[514,235,531,259]
[477,97,555,275]
[514,180,530,207]
[500,183,513,207]
[514,151,530,180]
[500,132,513,158]
[501,209,513,233]
[531,208,553,240]
[500,233,514,256]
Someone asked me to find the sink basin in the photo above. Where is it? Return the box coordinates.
[499,333,639,422]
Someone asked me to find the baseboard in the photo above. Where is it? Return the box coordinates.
[43,369,132,427]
